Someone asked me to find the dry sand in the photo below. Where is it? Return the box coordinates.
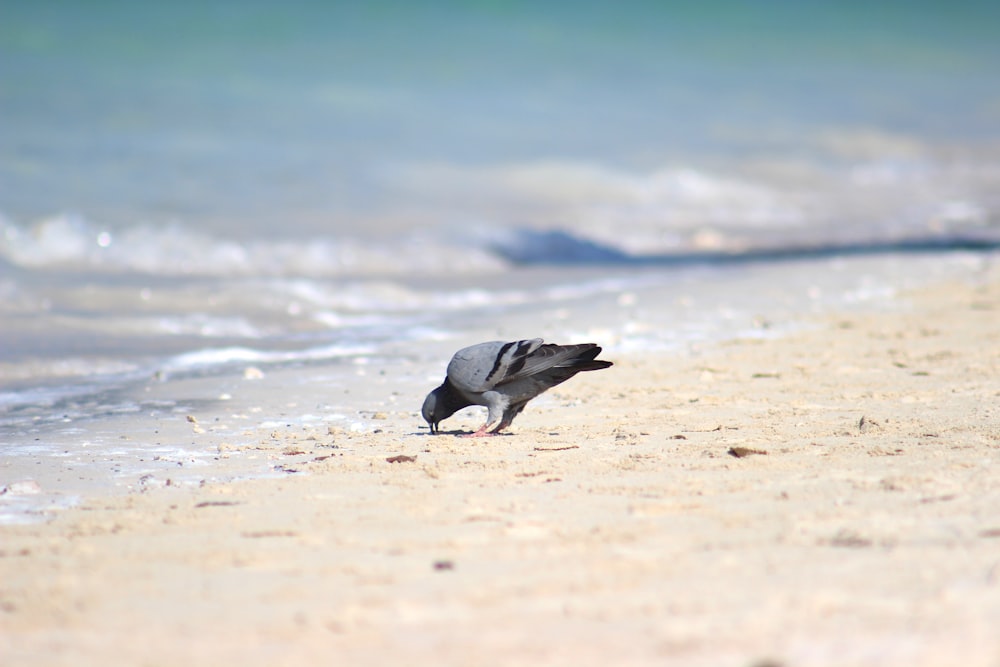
[2,271,999,667]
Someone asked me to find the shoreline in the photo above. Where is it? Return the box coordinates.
[1,266,999,666]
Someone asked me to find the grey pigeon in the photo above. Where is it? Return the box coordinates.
[421,338,613,436]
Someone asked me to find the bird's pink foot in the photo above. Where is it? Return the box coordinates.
[460,425,497,438]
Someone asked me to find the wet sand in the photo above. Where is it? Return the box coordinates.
[2,269,999,667]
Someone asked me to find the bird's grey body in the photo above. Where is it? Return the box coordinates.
[422,338,612,436]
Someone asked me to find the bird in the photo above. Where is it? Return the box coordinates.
[421,338,613,437]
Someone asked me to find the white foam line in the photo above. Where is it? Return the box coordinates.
[162,343,377,371]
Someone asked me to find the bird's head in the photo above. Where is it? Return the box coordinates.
[421,388,442,434]
[421,380,466,435]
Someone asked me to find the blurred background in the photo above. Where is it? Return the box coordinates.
[2,0,998,248]
[1,0,998,412]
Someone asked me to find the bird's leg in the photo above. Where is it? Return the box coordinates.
[459,400,505,437]
[489,403,522,435]
[489,418,512,435]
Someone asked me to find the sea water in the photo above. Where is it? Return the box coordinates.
[2,1,999,522]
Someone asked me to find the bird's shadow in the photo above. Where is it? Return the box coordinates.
[414,427,513,437]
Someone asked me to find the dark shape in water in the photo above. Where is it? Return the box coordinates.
[490,229,1000,267]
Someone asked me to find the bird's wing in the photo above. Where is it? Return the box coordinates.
[447,339,542,393]
[449,339,596,393]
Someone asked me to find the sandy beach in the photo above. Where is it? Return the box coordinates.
[2,267,999,667]
[4,4,1000,665]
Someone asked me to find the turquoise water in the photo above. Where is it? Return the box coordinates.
[3,0,1000,377]
[3,1,998,232]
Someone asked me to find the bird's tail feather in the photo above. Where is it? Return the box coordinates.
[558,344,612,371]
[539,345,612,385]
[573,359,613,372]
